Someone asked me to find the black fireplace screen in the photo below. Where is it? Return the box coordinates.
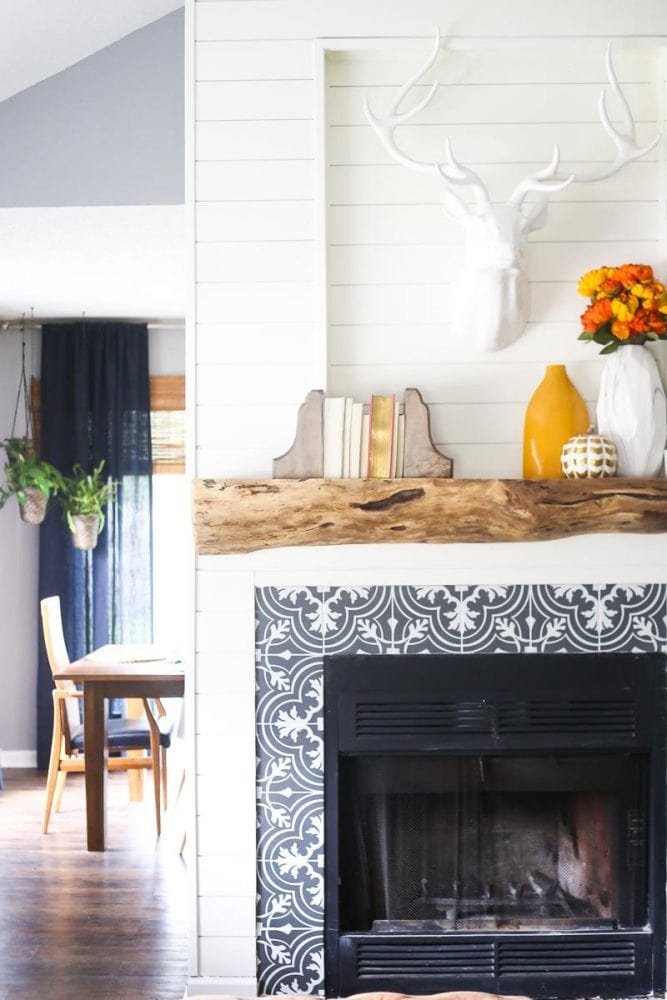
[339,752,648,935]
[324,653,666,998]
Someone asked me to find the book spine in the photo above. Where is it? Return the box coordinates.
[349,402,363,479]
[367,394,395,478]
[323,397,345,478]
[359,410,370,478]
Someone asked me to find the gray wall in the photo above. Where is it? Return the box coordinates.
[0,8,183,207]
[0,334,40,761]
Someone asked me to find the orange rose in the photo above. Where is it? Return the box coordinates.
[597,277,623,297]
[646,310,667,334]
[611,319,632,340]
[581,297,613,332]
[613,263,654,286]
[629,310,651,334]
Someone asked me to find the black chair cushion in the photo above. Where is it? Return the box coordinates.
[70,714,175,752]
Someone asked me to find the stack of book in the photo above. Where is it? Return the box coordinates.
[324,395,405,479]
[272,386,453,480]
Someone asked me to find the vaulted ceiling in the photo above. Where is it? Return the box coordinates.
[0,0,183,102]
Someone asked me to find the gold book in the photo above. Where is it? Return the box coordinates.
[367,394,395,478]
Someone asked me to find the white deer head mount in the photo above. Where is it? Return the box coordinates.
[364,31,661,353]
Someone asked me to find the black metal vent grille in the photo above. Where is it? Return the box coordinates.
[354,938,636,980]
[354,698,637,739]
[498,939,636,976]
[356,939,494,977]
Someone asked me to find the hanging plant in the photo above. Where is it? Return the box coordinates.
[0,437,64,525]
[61,460,118,550]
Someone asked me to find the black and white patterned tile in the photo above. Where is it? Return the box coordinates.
[254,581,667,993]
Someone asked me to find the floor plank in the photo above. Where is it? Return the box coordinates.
[0,768,188,1000]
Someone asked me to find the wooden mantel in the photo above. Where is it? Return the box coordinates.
[191,477,667,555]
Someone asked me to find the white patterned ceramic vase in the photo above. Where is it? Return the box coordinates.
[596,345,667,477]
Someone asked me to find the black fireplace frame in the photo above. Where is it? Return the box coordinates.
[324,652,666,999]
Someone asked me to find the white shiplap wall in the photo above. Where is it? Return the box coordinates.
[325,45,665,476]
[190,1,667,993]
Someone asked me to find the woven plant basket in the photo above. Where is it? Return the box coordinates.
[19,488,48,525]
[70,514,100,551]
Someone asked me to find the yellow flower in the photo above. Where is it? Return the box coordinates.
[578,267,611,298]
[611,295,638,322]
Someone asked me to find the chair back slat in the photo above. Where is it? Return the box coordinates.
[40,596,81,745]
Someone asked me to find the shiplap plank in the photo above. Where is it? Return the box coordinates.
[198,896,256,938]
[196,445,277,478]
[328,282,448,324]
[434,401,597,444]
[332,82,655,126]
[328,323,604,365]
[197,403,301,451]
[195,652,256,695]
[326,280,600,324]
[198,858,256,897]
[196,39,313,81]
[196,79,312,120]
[196,361,321,404]
[196,281,316,323]
[197,240,315,282]
[199,936,256,978]
[196,200,313,241]
[197,322,318,364]
[196,609,254,654]
[196,159,314,200]
[327,240,660,285]
[195,1,667,41]
[196,692,255,736]
[326,360,601,404]
[442,442,523,478]
[197,120,313,160]
[326,47,656,86]
[327,201,660,244]
[326,162,659,205]
[196,441,523,481]
[327,122,660,166]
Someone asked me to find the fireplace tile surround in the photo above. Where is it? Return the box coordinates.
[255,583,667,994]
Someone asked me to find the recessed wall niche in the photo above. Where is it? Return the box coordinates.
[322,42,665,478]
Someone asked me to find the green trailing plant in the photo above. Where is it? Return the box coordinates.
[0,436,64,510]
[61,460,117,534]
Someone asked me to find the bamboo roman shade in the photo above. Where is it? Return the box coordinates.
[31,375,185,474]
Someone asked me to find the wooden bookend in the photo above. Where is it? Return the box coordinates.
[402,387,453,478]
[272,389,324,478]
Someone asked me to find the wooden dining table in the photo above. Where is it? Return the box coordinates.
[52,645,185,852]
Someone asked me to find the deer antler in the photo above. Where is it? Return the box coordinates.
[573,44,660,182]
[364,29,491,217]
[363,28,443,178]
[365,30,570,219]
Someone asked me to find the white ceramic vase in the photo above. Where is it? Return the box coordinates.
[596,345,667,477]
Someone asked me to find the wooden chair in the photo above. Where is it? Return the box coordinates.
[40,595,173,837]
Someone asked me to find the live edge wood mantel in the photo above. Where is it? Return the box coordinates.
[191,477,667,555]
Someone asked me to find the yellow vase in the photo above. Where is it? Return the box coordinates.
[523,364,589,479]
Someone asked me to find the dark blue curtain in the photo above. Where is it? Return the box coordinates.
[37,322,153,769]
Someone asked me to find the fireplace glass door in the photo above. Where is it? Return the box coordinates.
[339,752,648,935]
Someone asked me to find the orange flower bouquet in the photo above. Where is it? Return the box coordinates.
[578,263,667,353]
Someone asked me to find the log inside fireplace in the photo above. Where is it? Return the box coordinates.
[324,653,666,999]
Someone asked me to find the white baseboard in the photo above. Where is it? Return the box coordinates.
[185,977,257,997]
[0,750,37,768]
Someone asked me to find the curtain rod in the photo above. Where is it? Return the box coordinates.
[1,318,184,331]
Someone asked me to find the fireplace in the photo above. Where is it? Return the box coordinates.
[324,653,666,998]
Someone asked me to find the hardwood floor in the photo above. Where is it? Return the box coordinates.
[0,768,188,1000]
